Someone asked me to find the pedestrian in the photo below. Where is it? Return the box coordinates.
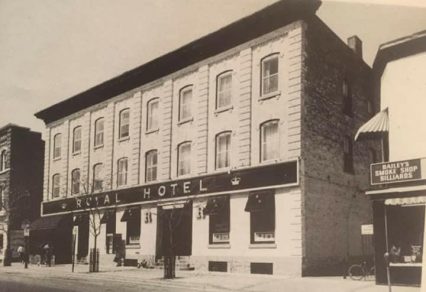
[43,243,52,267]
[17,245,25,263]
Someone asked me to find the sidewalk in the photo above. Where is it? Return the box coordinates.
[0,263,421,292]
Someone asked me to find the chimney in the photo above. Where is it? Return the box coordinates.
[347,35,363,58]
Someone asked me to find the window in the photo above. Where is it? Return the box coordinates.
[72,127,82,154]
[216,72,232,109]
[342,79,352,115]
[216,132,231,169]
[369,148,378,164]
[94,118,104,147]
[52,174,60,198]
[343,136,354,173]
[71,169,80,195]
[53,134,62,159]
[119,108,130,139]
[0,150,7,171]
[261,54,279,96]
[177,142,191,176]
[245,191,275,244]
[147,99,159,131]
[204,196,230,244]
[122,208,141,245]
[179,86,192,122]
[93,163,103,192]
[0,186,4,210]
[260,120,279,162]
[117,158,128,187]
[145,150,158,182]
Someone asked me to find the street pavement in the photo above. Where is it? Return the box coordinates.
[0,263,422,292]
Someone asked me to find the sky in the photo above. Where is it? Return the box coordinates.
[0,0,425,133]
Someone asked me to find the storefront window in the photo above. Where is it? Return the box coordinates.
[121,208,141,245]
[204,195,230,244]
[245,191,275,244]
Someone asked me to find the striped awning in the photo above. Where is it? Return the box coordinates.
[354,108,389,141]
[385,196,426,206]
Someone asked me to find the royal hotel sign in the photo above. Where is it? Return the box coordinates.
[42,160,298,215]
[370,158,426,185]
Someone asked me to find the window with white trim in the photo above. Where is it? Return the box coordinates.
[119,108,130,139]
[71,168,80,195]
[147,98,159,131]
[0,186,4,210]
[0,150,7,171]
[245,191,275,244]
[145,150,157,182]
[260,120,279,162]
[179,86,192,122]
[261,54,279,96]
[177,142,191,176]
[93,163,103,192]
[52,174,60,198]
[94,118,104,147]
[73,126,82,154]
[53,134,62,159]
[117,158,128,187]
[216,132,231,169]
[216,72,232,109]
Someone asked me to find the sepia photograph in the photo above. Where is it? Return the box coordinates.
[0,0,425,291]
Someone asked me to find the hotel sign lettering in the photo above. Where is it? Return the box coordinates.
[42,161,298,215]
[370,158,424,185]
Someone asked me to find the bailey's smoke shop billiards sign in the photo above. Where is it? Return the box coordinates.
[42,160,298,215]
[370,158,426,185]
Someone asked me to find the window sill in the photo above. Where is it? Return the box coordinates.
[126,244,141,249]
[0,210,6,216]
[145,128,159,135]
[177,117,193,126]
[72,151,81,157]
[208,244,231,249]
[249,243,277,249]
[389,263,422,267]
[53,157,61,162]
[214,105,233,115]
[118,136,130,143]
[259,91,281,102]
[94,144,104,150]
[0,168,10,175]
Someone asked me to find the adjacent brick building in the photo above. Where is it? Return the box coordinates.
[34,0,378,276]
[0,124,44,263]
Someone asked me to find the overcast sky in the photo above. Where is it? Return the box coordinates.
[0,0,425,133]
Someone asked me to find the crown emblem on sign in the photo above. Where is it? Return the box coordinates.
[61,203,67,210]
[231,176,241,186]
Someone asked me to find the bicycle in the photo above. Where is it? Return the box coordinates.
[347,261,375,280]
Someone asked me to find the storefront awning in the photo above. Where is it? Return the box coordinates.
[30,215,68,231]
[120,207,140,222]
[244,191,275,212]
[354,107,389,141]
[100,210,115,224]
[366,185,426,195]
[73,213,89,225]
[385,196,426,206]
[203,195,229,216]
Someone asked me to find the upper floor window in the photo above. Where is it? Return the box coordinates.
[93,163,104,192]
[0,186,4,210]
[117,158,128,187]
[261,54,279,96]
[216,72,232,109]
[177,142,191,176]
[147,98,159,131]
[72,126,82,154]
[260,120,279,162]
[342,79,353,116]
[343,136,354,173]
[94,118,104,148]
[216,132,231,169]
[52,174,60,198]
[145,150,158,182]
[119,108,130,139]
[53,134,62,159]
[179,86,192,122]
[71,168,80,195]
[0,150,7,171]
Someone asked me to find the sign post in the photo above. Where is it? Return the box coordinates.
[72,226,77,273]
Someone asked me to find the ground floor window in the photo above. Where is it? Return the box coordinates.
[121,208,141,245]
[245,191,275,244]
[386,204,424,264]
[0,233,3,256]
[204,195,230,244]
[100,210,116,254]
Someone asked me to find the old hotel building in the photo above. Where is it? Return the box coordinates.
[33,0,378,276]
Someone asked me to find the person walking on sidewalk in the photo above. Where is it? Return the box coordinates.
[17,245,25,263]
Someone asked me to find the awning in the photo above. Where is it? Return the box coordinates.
[100,210,115,224]
[73,213,89,225]
[244,191,275,212]
[354,107,389,141]
[203,195,229,216]
[120,207,140,222]
[366,185,426,195]
[30,215,68,231]
[385,196,426,206]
